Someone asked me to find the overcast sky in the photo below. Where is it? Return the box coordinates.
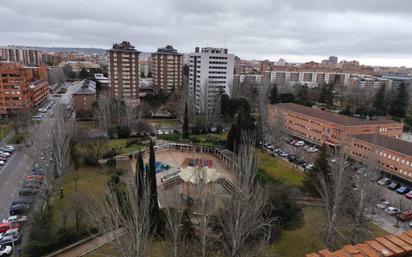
[1,0,412,67]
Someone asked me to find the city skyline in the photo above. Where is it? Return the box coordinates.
[1,0,412,67]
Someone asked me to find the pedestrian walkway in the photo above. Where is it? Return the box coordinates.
[45,229,125,257]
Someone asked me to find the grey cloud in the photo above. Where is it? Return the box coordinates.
[1,0,412,66]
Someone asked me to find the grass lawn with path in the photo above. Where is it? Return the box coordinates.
[49,166,114,234]
[257,149,304,187]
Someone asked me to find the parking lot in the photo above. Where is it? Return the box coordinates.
[262,135,412,234]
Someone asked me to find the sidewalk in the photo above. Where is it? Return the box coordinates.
[49,229,125,257]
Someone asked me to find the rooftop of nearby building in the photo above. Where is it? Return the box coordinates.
[355,134,412,156]
[109,41,140,53]
[155,45,181,55]
[306,230,412,257]
[72,80,96,95]
[275,103,400,127]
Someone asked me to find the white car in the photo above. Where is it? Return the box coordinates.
[385,207,401,215]
[377,178,391,186]
[294,141,305,147]
[377,201,390,209]
[0,152,10,157]
[38,108,47,113]
[0,245,12,256]
[0,161,5,166]
[306,147,318,153]
[2,215,27,224]
[4,146,14,151]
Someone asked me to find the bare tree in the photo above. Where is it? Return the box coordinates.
[257,81,270,143]
[85,169,152,257]
[96,93,112,136]
[49,104,74,197]
[348,135,382,244]
[163,188,184,257]
[314,146,351,249]
[219,133,275,257]
[89,136,109,160]
[267,110,286,148]
[59,205,72,230]
[195,168,215,257]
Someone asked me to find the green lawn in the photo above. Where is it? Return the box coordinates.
[0,126,12,140]
[105,138,144,154]
[49,166,113,234]
[257,150,304,187]
[270,207,388,257]
[146,119,181,129]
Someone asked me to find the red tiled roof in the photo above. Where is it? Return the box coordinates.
[305,231,412,257]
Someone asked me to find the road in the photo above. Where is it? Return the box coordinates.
[0,81,81,254]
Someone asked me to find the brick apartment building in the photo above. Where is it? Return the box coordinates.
[350,134,412,181]
[268,103,403,147]
[72,80,96,113]
[107,41,140,106]
[0,62,49,115]
[150,45,183,94]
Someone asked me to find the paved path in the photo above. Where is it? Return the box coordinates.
[51,229,125,257]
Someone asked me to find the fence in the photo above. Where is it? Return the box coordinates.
[115,142,239,172]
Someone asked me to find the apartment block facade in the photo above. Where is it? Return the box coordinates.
[268,103,403,147]
[188,47,235,113]
[0,47,41,66]
[0,63,49,115]
[265,69,392,88]
[150,45,182,94]
[107,41,140,105]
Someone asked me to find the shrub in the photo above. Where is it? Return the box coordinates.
[102,148,117,159]
[117,126,131,138]
[84,154,98,166]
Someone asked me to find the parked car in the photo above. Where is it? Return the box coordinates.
[2,216,27,224]
[38,108,47,113]
[295,159,306,166]
[0,161,5,166]
[0,151,10,157]
[388,182,401,190]
[306,147,318,153]
[289,140,297,145]
[25,174,44,180]
[0,245,12,256]
[0,230,22,245]
[0,148,13,153]
[397,210,412,221]
[18,188,38,196]
[22,182,40,189]
[294,141,305,147]
[377,177,391,186]
[4,145,14,151]
[396,186,411,195]
[377,200,391,209]
[385,207,401,215]
[0,223,21,234]
[278,150,288,157]
[11,198,33,207]
[406,191,412,199]
[305,164,315,172]
[288,155,297,162]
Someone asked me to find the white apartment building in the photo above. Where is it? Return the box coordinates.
[267,70,392,88]
[188,47,234,113]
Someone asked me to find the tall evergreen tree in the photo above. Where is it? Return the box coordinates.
[148,140,161,235]
[373,84,387,116]
[226,123,236,151]
[389,83,409,118]
[135,151,145,200]
[269,84,278,104]
[182,102,189,139]
[303,144,330,195]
